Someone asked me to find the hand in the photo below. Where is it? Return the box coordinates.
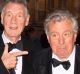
[1,44,28,69]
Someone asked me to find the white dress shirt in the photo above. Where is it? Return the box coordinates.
[52,46,75,74]
[2,32,22,74]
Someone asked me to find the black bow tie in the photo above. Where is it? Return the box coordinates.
[51,58,71,70]
[8,40,23,52]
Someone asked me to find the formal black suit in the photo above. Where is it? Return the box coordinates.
[0,32,36,74]
[32,45,80,74]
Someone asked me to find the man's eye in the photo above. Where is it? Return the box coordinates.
[51,33,58,38]
[6,13,12,17]
[52,34,57,37]
[17,14,23,18]
[64,32,71,37]
[18,15,22,17]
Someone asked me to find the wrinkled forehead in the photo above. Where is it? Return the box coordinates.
[3,2,26,13]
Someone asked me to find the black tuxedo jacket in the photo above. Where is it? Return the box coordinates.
[0,33,35,74]
[33,45,80,74]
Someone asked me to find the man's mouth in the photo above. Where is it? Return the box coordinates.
[9,27,18,30]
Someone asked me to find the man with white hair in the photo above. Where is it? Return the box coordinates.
[32,10,80,74]
[0,0,34,74]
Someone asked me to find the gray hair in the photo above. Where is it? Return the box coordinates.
[44,10,78,35]
[1,0,29,16]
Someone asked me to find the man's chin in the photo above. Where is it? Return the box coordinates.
[57,53,68,60]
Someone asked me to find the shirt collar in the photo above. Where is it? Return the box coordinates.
[2,31,21,44]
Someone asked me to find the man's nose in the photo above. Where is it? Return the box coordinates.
[58,36,65,45]
[11,16,16,24]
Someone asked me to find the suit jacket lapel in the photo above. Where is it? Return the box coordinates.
[74,45,80,74]
[21,36,33,74]
[21,36,29,74]
[47,50,52,74]
[0,34,5,57]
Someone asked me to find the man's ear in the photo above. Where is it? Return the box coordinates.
[47,35,50,44]
[1,13,4,25]
[25,15,30,26]
[74,33,77,43]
